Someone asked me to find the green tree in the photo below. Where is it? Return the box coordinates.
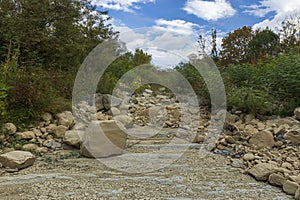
[248,28,280,64]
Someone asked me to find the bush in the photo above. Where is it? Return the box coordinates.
[227,86,276,115]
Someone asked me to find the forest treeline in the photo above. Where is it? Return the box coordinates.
[0,0,299,127]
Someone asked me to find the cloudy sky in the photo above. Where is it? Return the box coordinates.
[90,0,300,68]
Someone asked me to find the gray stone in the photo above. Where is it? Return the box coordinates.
[248,163,278,181]
[268,173,286,187]
[249,130,275,149]
[283,180,299,195]
[0,151,35,169]
[80,120,127,158]
[43,141,62,150]
[2,123,17,135]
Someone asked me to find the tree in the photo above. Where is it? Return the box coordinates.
[0,0,116,70]
[219,26,254,67]
[248,28,280,64]
[276,14,300,51]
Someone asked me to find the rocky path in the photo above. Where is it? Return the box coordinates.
[0,137,292,200]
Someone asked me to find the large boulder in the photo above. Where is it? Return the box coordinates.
[248,163,278,181]
[0,151,35,169]
[249,130,275,149]
[80,120,127,158]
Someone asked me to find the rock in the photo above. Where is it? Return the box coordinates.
[283,180,299,195]
[268,173,286,187]
[96,112,109,121]
[2,123,17,135]
[46,124,57,134]
[243,153,255,161]
[43,141,62,150]
[80,120,127,158]
[294,107,300,120]
[35,147,48,153]
[231,159,244,168]
[109,107,121,116]
[56,111,74,128]
[193,135,205,143]
[32,129,42,137]
[248,163,278,181]
[41,112,53,122]
[64,130,83,148]
[295,188,300,200]
[22,144,39,152]
[226,113,239,124]
[284,130,300,145]
[16,131,36,140]
[225,135,236,144]
[101,94,122,110]
[244,124,259,134]
[0,151,35,169]
[290,175,300,184]
[54,125,68,138]
[249,130,275,149]
[113,115,133,128]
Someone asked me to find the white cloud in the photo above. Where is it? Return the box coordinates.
[243,0,300,30]
[111,20,201,68]
[183,0,236,21]
[90,0,155,12]
[153,19,201,35]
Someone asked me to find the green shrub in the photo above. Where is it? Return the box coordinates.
[227,86,276,115]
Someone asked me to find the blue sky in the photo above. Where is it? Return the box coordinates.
[91,0,300,68]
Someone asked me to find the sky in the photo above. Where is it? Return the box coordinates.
[90,0,300,68]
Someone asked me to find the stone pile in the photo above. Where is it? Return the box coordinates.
[1,90,300,199]
[202,109,300,199]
